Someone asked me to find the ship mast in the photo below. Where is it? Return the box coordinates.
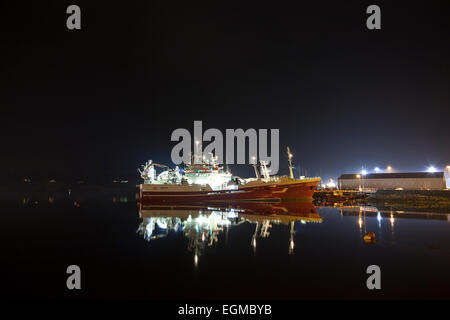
[260,161,270,180]
[287,146,294,179]
[252,156,261,180]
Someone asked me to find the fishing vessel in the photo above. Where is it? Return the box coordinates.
[138,147,321,203]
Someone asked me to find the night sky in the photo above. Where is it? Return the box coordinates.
[1,1,449,183]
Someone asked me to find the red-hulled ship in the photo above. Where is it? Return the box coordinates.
[138,147,321,204]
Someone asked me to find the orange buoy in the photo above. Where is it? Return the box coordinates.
[364,232,376,243]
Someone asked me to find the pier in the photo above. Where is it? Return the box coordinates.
[314,189,374,203]
[314,189,450,211]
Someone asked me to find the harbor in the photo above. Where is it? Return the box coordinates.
[2,186,450,300]
[2,0,450,306]
[1,149,449,300]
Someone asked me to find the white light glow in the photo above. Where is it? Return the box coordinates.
[427,166,437,173]
[156,220,168,229]
[374,167,380,173]
[361,169,367,175]
[325,178,336,188]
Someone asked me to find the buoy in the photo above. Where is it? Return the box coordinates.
[364,232,376,243]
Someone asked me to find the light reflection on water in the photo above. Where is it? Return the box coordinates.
[137,202,322,264]
[7,191,450,299]
[136,201,450,270]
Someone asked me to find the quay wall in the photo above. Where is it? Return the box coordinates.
[368,189,450,209]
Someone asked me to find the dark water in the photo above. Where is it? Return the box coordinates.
[2,190,450,299]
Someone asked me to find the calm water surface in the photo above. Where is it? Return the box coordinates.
[2,190,450,299]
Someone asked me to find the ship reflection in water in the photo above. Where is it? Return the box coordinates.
[137,201,321,263]
[5,190,450,299]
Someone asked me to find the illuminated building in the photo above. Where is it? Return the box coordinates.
[337,172,446,190]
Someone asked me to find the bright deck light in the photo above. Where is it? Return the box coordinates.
[361,169,367,175]
[374,167,380,173]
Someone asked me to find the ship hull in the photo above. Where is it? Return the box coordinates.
[140,178,320,204]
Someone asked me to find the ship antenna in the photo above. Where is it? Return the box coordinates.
[260,160,270,180]
[287,146,294,179]
[252,157,261,180]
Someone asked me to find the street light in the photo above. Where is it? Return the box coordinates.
[446,166,450,190]
[387,165,393,172]
[374,167,380,173]
[427,166,437,173]
[356,174,362,191]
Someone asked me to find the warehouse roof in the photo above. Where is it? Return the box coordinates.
[338,172,444,180]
